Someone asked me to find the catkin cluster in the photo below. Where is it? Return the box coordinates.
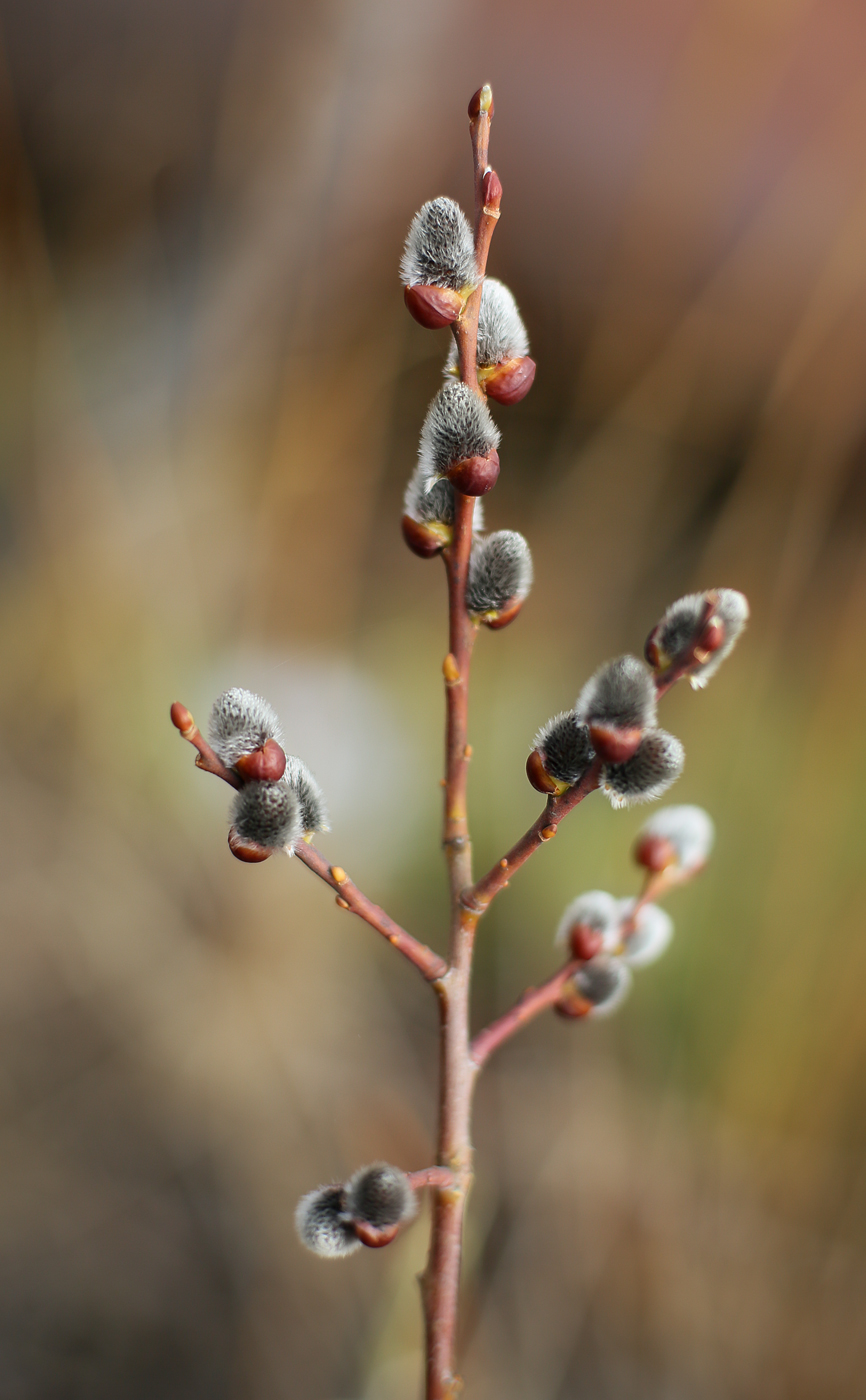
[400,195,536,628]
[529,589,748,806]
[208,688,328,859]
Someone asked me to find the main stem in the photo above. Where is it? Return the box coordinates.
[421,86,496,1400]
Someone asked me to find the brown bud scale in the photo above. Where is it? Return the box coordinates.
[354,1220,401,1249]
[446,448,500,496]
[402,514,450,558]
[234,739,287,783]
[228,827,272,863]
[477,596,525,630]
[633,832,677,873]
[588,723,643,765]
[482,356,536,406]
[404,284,464,330]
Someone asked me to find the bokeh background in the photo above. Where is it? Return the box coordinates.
[2,1,866,1396]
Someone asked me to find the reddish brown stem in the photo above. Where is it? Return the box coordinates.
[463,757,603,916]
[421,85,499,1400]
[293,843,447,982]
[470,961,580,1070]
[171,704,242,789]
[408,1167,456,1191]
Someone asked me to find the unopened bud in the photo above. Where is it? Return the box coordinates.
[468,84,494,119]
[170,701,195,737]
[404,283,465,329]
[234,738,287,783]
[482,168,502,214]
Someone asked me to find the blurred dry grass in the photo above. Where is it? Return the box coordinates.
[2,0,866,1396]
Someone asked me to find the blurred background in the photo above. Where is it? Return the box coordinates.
[2,0,866,1395]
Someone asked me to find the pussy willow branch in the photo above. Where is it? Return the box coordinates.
[421,88,499,1400]
[171,712,445,980]
[470,959,580,1070]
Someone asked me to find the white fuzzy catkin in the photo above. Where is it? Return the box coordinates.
[573,957,633,1017]
[601,729,685,809]
[208,688,282,766]
[283,756,329,834]
[417,383,500,481]
[403,468,485,531]
[637,804,714,872]
[400,197,477,291]
[232,780,302,850]
[652,589,749,687]
[295,1185,360,1259]
[533,711,593,785]
[554,891,621,951]
[344,1163,417,1229]
[465,531,533,616]
[445,277,529,373]
[616,899,674,967]
[576,655,657,731]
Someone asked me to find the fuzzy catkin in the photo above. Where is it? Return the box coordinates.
[295,1186,360,1259]
[602,729,684,809]
[400,198,477,291]
[283,756,329,834]
[418,383,500,481]
[616,899,674,967]
[555,891,621,950]
[445,277,529,372]
[232,780,301,849]
[637,804,714,872]
[466,531,532,615]
[576,655,657,731]
[403,469,486,531]
[533,711,594,785]
[209,688,282,766]
[574,958,632,1016]
[345,1164,417,1229]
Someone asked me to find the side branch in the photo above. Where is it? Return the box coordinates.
[464,757,603,914]
[294,842,448,983]
[470,960,579,1070]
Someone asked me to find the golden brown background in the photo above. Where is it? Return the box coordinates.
[2,1,866,1396]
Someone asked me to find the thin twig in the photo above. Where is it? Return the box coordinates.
[470,960,580,1070]
[463,757,603,915]
[293,842,447,982]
